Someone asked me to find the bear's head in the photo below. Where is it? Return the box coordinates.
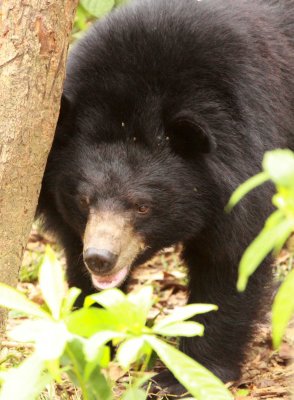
[47,93,219,290]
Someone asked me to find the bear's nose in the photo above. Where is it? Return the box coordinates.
[83,248,118,274]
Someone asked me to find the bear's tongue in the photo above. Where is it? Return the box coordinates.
[91,266,129,290]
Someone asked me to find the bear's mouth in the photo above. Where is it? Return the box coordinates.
[91,266,129,290]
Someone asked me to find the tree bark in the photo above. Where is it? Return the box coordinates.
[0,0,78,332]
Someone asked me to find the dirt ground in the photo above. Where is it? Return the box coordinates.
[2,230,294,399]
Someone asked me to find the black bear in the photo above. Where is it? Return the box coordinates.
[38,0,294,397]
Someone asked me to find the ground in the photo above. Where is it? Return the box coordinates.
[1,227,293,399]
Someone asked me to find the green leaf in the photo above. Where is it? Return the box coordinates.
[117,337,146,369]
[64,339,113,400]
[62,339,87,384]
[272,269,294,348]
[265,209,285,229]
[127,286,153,327]
[87,288,151,333]
[144,336,233,400]
[85,288,126,308]
[10,320,70,360]
[35,321,69,360]
[226,172,269,212]
[263,149,294,187]
[236,388,250,396]
[273,218,294,254]
[122,388,147,400]
[153,321,204,337]
[85,330,126,362]
[84,346,110,380]
[237,215,294,291]
[66,308,119,337]
[0,283,50,319]
[0,353,51,400]
[115,0,129,6]
[8,319,39,342]
[86,365,113,400]
[75,4,91,31]
[61,287,82,316]
[39,246,65,320]
[46,359,62,383]
[154,304,217,330]
[80,0,115,18]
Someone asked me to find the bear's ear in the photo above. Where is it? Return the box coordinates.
[167,113,216,158]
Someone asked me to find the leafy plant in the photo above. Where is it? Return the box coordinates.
[227,149,294,347]
[0,247,232,400]
[80,0,128,17]
[73,0,129,39]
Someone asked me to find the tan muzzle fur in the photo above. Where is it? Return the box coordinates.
[83,211,145,274]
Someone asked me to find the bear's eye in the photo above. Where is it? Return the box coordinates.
[137,204,150,215]
[79,196,89,209]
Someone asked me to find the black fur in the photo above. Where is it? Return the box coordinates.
[38,0,294,396]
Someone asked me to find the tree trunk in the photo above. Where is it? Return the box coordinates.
[0,0,78,332]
